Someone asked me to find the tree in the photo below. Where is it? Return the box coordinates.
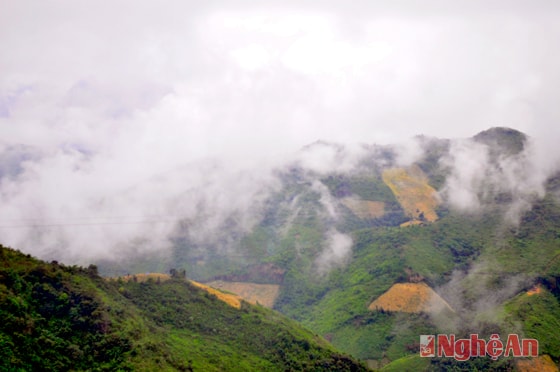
[170,268,186,280]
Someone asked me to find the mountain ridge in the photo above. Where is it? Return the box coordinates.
[0,244,367,371]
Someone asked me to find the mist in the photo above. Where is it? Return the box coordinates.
[2,1,560,264]
[431,261,531,335]
[439,133,554,226]
[315,230,353,275]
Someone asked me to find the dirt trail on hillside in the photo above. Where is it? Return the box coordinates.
[190,280,242,309]
[206,281,280,308]
[368,282,453,314]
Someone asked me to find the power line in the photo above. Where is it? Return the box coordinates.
[0,219,182,229]
[1,199,559,229]
[0,213,193,222]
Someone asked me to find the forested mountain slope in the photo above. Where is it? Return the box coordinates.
[0,245,366,371]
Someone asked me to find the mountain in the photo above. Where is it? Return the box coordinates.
[95,128,560,370]
[472,126,528,158]
[0,245,367,371]
[25,127,560,370]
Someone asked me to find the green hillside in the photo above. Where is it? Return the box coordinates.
[93,128,560,370]
[0,245,367,371]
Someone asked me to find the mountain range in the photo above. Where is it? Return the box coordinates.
[2,127,560,371]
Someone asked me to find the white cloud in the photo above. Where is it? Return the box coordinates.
[440,135,551,224]
[440,140,490,212]
[315,229,353,274]
[1,0,560,261]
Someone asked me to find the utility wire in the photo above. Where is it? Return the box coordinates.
[0,219,181,228]
[1,199,559,229]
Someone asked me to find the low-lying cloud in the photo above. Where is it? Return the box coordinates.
[432,261,531,334]
[0,146,281,263]
[439,136,552,225]
[2,1,560,265]
[315,230,353,275]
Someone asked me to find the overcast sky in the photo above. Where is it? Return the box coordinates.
[1,1,560,262]
[3,1,560,148]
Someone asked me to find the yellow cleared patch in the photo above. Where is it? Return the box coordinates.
[190,280,242,309]
[382,165,439,224]
[341,197,385,219]
[516,355,558,372]
[205,281,280,308]
[368,282,453,314]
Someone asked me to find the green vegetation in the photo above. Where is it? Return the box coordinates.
[88,128,560,369]
[0,251,134,371]
[268,182,560,366]
[504,289,560,359]
[0,245,367,371]
[380,355,430,372]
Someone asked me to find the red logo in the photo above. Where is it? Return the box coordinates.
[420,335,435,357]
